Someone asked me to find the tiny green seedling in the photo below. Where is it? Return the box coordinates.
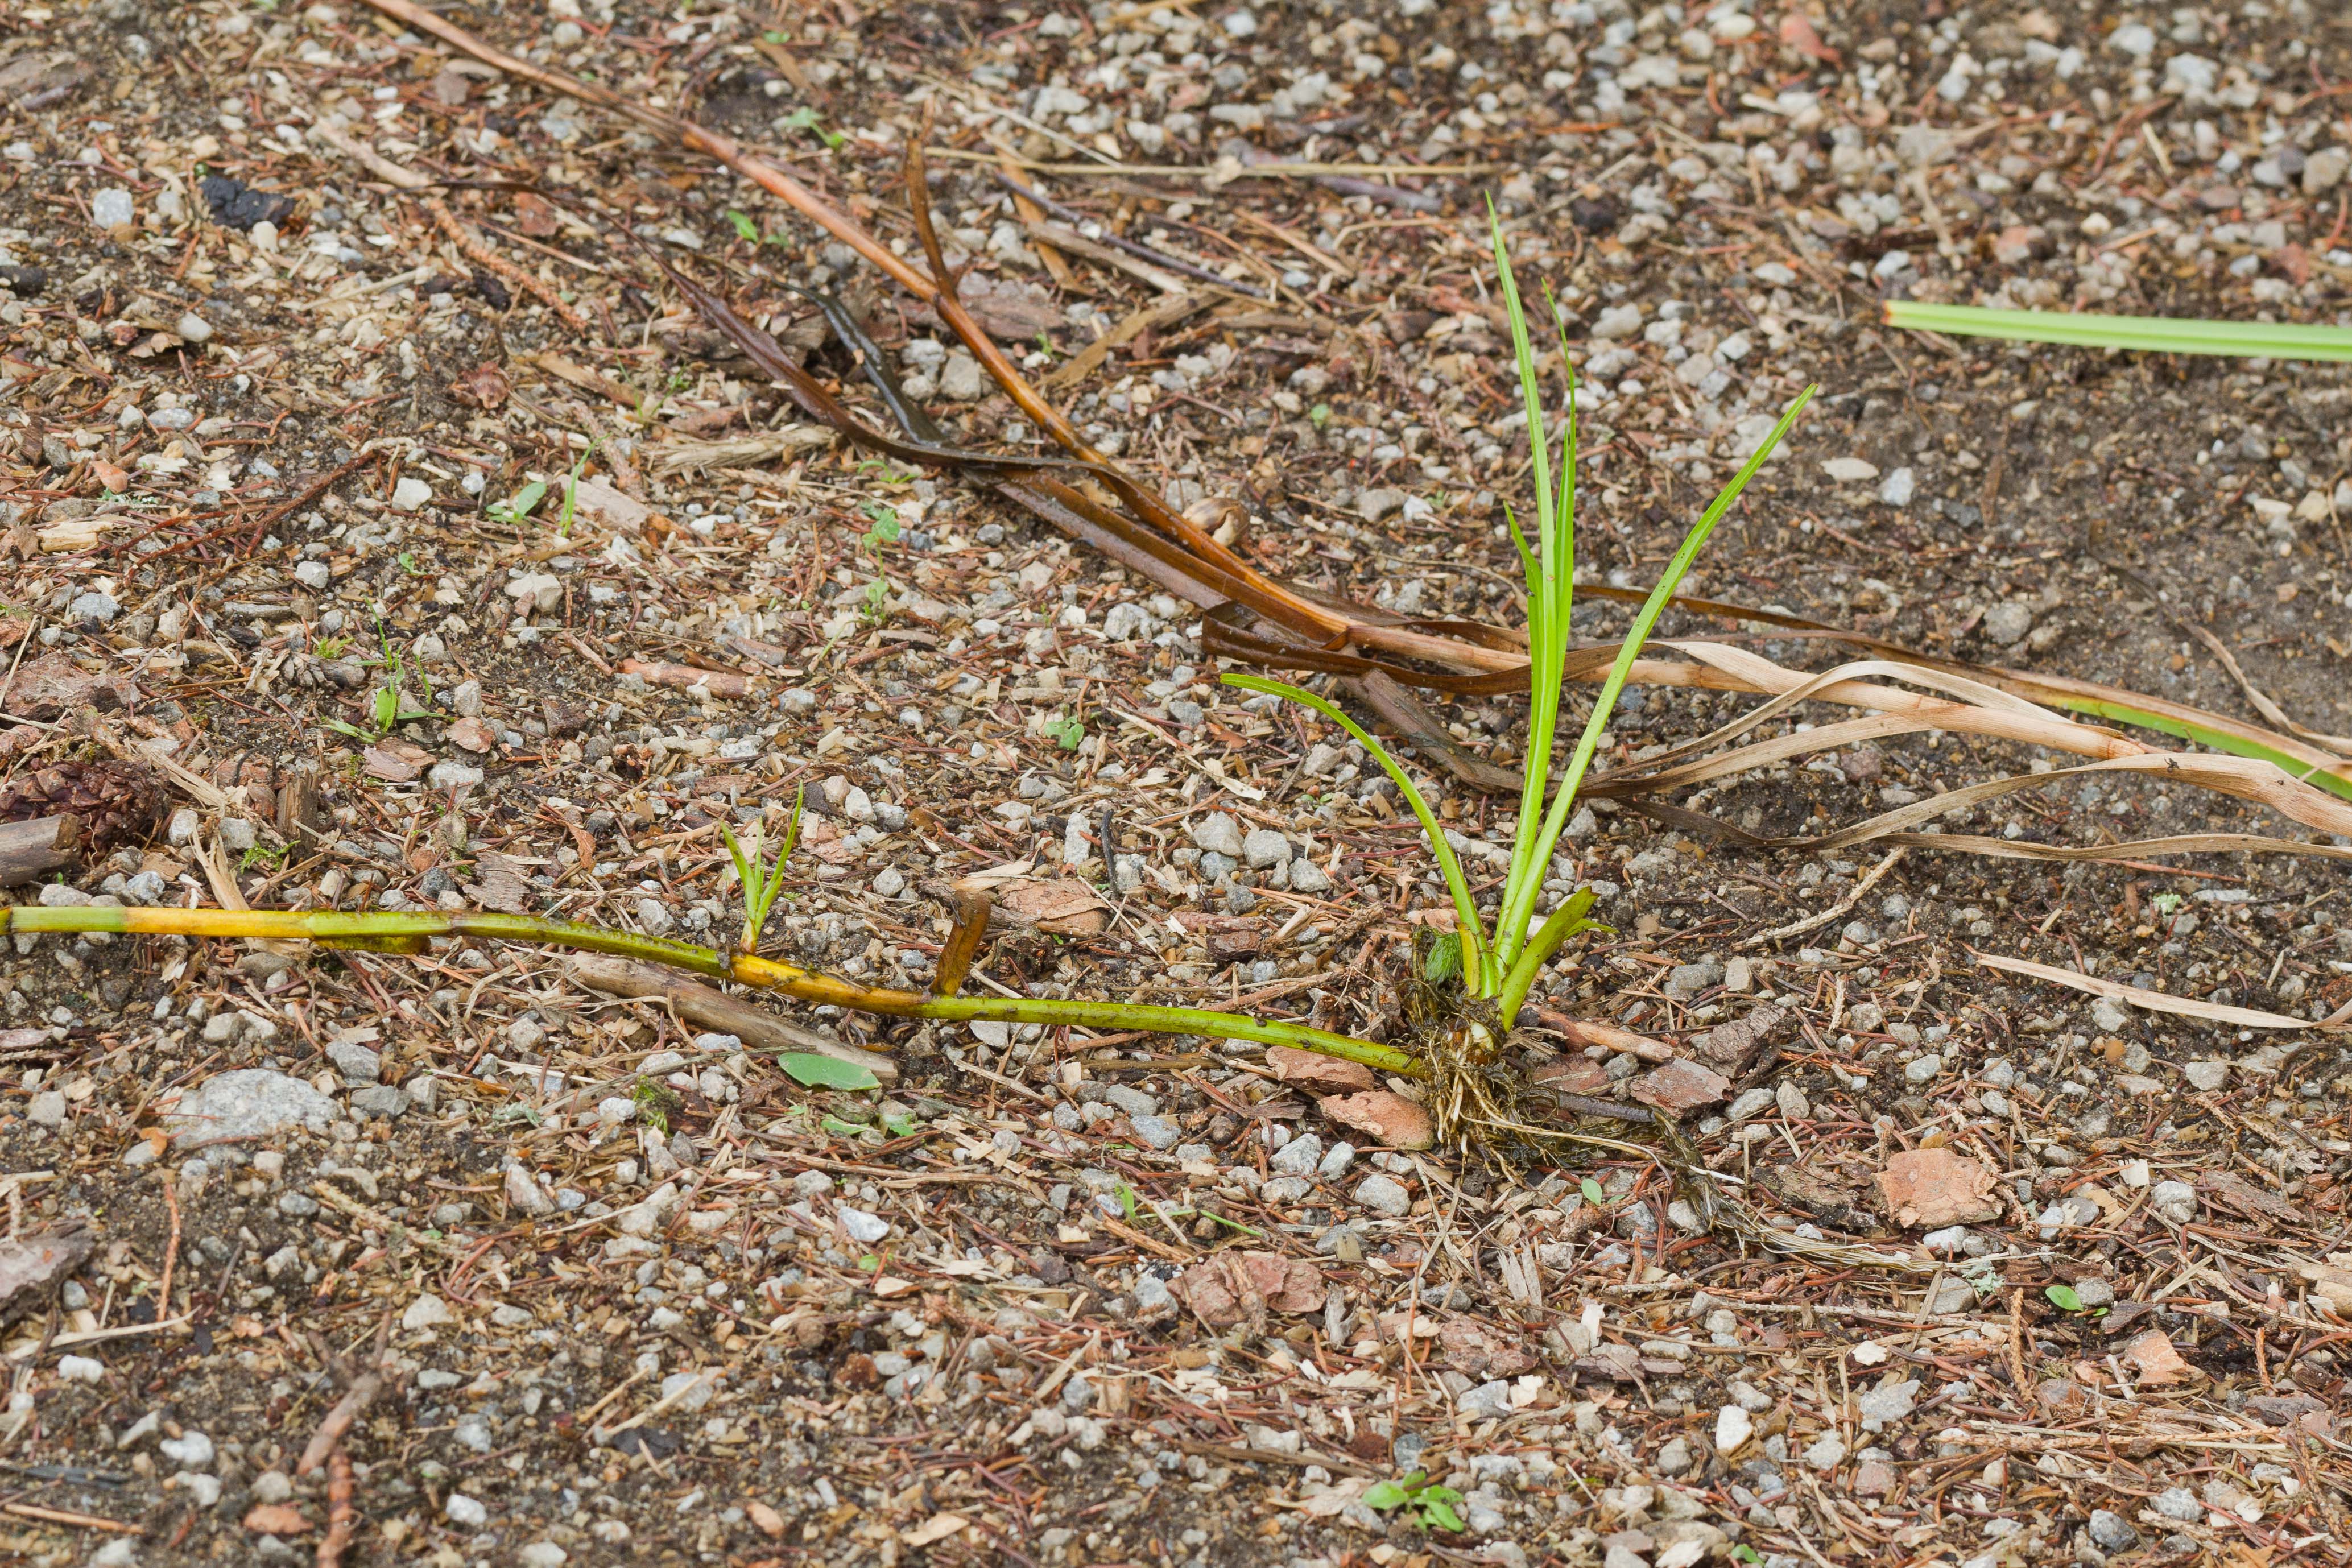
[2150,891,2184,915]
[779,105,845,149]
[555,438,599,539]
[631,1077,680,1133]
[1580,1176,1606,1208]
[726,209,759,243]
[324,635,439,742]
[486,477,548,526]
[2044,1283,2102,1317]
[860,502,902,552]
[1308,402,1331,429]
[1362,1472,1466,1534]
[1050,713,1086,751]
[720,789,805,955]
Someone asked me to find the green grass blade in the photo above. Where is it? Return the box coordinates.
[2049,696,2352,802]
[1885,301,2352,362]
[1222,673,1487,983]
[1492,384,1817,969]
[1489,209,1577,970]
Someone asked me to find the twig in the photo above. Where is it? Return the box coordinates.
[316,1450,353,1568]
[994,171,1267,298]
[299,1313,392,1478]
[0,1501,142,1533]
[1739,846,1908,950]
[156,1178,181,1325]
[424,196,591,336]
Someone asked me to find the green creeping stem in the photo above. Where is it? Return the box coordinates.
[5,905,1425,1078]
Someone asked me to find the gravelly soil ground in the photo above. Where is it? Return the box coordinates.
[1,2,2350,1567]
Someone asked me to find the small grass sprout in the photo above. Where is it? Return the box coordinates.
[720,788,805,955]
[1225,206,1816,1149]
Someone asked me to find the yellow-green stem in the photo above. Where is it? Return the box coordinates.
[9,905,1424,1077]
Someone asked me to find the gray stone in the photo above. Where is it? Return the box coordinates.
[1728,1087,1775,1121]
[2070,1276,2115,1309]
[1903,1053,1944,1086]
[92,188,134,227]
[1101,1084,1159,1119]
[161,1070,335,1149]
[444,1493,488,1528]
[1317,1141,1357,1180]
[1981,601,2034,647]
[427,761,483,792]
[1878,467,1916,507]
[1289,859,1332,892]
[325,1041,381,1084]
[2090,996,2131,1034]
[1664,960,1723,999]
[1855,1379,1919,1430]
[159,1430,214,1468]
[1590,303,1644,339]
[1801,1433,1847,1470]
[218,817,257,853]
[2151,1487,2200,1522]
[2088,1509,2139,1551]
[1130,1114,1181,1151]
[2151,1180,2198,1223]
[1190,812,1245,858]
[837,1206,891,1244]
[1355,487,1407,522]
[940,352,986,400]
[68,591,119,624]
[25,1090,65,1128]
[1242,827,1288,870]
[175,312,215,344]
[2183,1060,2229,1091]
[505,1162,557,1215]
[1354,1173,1411,1217]
[349,1085,410,1119]
[1458,1379,1512,1419]
[518,1545,569,1568]
[1268,1133,1325,1177]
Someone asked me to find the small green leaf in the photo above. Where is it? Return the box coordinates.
[1417,1491,1466,1533]
[780,1053,881,1090]
[882,1111,919,1138]
[821,1114,873,1137]
[486,479,548,524]
[726,209,758,242]
[1733,1546,1764,1565]
[2150,891,2184,914]
[1580,1177,1606,1207]
[1361,1481,1410,1512]
[2045,1283,2084,1313]
[1051,714,1086,750]
[1308,402,1331,428]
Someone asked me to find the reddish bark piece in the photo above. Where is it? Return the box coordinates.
[1778,10,1841,65]
[995,878,1111,937]
[1238,1250,1325,1314]
[1318,1090,1434,1150]
[1628,1058,1730,1115]
[243,1504,313,1536]
[447,716,497,754]
[1851,1461,1896,1496]
[1437,1318,1539,1379]
[2,653,138,721]
[618,658,759,698]
[448,362,510,409]
[360,740,429,783]
[1532,1056,1612,1095]
[2124,1330,2194,1386]
[1690,1004,1787,1073]
[1876,1147,2002,1229]
[1266,1044,1374,1095]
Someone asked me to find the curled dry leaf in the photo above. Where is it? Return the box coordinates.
[1318,1090,1435,1149]
[1628,1058,1731,1115]
[1170,1250,1322,1326]
[2,653,138,721]
[242,1504,313,1536]
[1876,1147,2003,1230]
[448,362,510,409]
[993,878,1112,937]
[2124,1329,2195,1385]
[1266,1043,1375,1095]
